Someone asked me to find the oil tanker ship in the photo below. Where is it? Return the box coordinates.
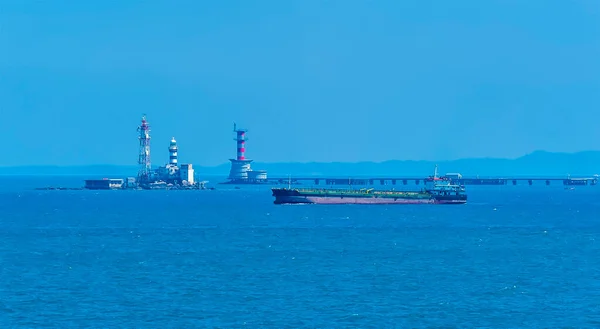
[271,166,467,205]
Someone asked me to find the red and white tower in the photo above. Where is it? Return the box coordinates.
[235,123,247,160]
[228,123,253,181]
[137,115,152,183]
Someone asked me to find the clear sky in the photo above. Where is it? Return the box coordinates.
[1,0,599,166]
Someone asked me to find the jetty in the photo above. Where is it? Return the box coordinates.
[267,175,598,186]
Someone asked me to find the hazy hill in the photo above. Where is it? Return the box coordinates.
[247,151,600,177]
[1,151,599,177]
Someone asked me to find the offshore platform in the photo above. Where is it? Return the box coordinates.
[222,123,268,184]
[84,115,205,190]
[73,116,598,191]
[133,115,199,189]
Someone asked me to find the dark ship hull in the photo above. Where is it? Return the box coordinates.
[271,188,467,205]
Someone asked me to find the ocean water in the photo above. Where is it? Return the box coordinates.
[1,176,599,327]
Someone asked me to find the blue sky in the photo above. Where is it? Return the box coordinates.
[1,0,599,166]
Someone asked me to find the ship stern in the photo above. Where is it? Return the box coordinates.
[433,195,467,204]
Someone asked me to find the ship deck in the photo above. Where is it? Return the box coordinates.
[273,187,432,198]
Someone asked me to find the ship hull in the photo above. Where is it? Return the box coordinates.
[274,195,436,205]
[272,189,467,205]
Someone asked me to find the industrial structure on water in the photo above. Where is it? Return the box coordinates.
[82,116,268,190]
[84,115,205,190]
[74,115,598,191]
[267,173,599,187]
[133,115,198,188]
[222,123,268,184]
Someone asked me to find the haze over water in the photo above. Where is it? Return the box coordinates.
[2,0,599,327]
[1,177,599,327]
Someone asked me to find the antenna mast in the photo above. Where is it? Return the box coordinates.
[137,115,152,184]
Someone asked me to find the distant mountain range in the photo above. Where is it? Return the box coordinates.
[1,151,599,177]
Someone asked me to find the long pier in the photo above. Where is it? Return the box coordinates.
[267,176,598,186]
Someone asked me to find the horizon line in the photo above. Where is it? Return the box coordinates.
[1,149,599,168]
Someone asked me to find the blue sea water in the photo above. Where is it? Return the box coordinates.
[1,176,599,327]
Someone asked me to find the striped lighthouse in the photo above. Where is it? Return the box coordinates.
[169,137,178,165]
[228,123,253,181]
[236,127,246,160]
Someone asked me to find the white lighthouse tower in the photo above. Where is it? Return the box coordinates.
[169,137,178,166]
[155,136,180,183]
